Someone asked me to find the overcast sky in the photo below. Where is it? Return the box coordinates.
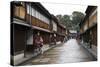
[41,2,88,16]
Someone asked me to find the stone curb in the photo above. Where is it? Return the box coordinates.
[80,43,97,60]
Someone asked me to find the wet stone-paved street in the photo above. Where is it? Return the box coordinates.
[22,39,95,65]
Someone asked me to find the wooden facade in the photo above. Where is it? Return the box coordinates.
[79,6,97,48]
[51,15,66,43]
[57,23,66,42]
[11,1,66,57]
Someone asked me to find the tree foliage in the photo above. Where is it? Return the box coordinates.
[56,11,85,31]
[72,11,85,30]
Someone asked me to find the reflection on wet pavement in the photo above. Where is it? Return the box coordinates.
[22,39,96,65]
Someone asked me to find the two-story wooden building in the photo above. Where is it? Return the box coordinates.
[79,6,97,57]
[11,1,52,65]
[49,15,58,45]
[11,1,66,65]
[50,15,66,44]
[57,23,66,42]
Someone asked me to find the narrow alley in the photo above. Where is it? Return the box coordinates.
[21,39,95,65]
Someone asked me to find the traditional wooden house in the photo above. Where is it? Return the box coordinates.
[50,15,58,44]
[69,30,77,39]
[11,1,52,65]
[79,6,97,57]
[50,15,66,43]
[57,23,66,42]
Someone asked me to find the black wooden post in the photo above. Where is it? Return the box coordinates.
[24,29,27,58]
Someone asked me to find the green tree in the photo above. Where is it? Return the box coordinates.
[56,11,85,31]
[71,11,85,30]
[56,15,72,29]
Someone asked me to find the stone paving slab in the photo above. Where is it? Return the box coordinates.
[16,44,61,66]
[21,39,96,65]
[80,42,97,59]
